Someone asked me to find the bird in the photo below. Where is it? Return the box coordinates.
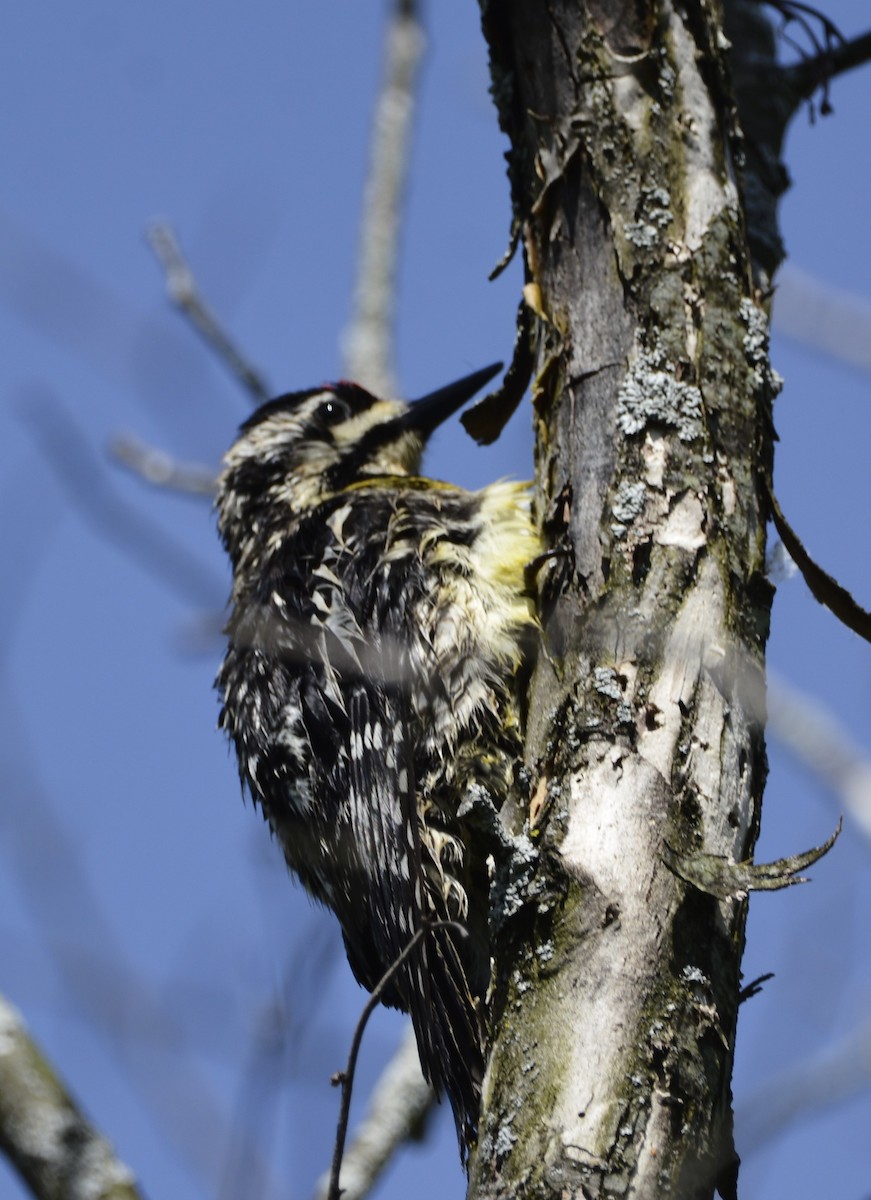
[214,362,538,1156]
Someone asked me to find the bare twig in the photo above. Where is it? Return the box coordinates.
[110,432,217,496]
[327,920,465,1200]
[768,484,871,644]
[760,0,843,114]
[341,0,426,396]
[314,1026,434,1200]
[783,26,871,107]
[0,992,143,1200]
[765,0,843,59]
[147,221,270,404]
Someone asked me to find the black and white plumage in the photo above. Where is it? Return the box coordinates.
[215,363,538,1155]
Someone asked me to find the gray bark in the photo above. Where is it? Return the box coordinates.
[471,3,778,1197]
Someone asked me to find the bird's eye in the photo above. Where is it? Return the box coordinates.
[317,397,352,425]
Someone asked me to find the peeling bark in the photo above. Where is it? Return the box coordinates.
[472,3,779,1197]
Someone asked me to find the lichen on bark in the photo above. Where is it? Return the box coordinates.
[471,2,779,1197]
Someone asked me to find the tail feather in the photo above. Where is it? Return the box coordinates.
[405,921,484,1159]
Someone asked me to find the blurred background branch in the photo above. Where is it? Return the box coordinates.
[0,993,143,1200]
[147,222,270,405]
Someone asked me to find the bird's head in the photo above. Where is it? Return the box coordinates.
[216,362,502,561]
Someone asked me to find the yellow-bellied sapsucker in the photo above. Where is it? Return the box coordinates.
[215,362,538,1155]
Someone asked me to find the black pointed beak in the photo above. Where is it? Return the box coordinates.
[326,361,503,490]
[402,362,503,438]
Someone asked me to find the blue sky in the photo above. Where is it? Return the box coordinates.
[1,4,870,1199]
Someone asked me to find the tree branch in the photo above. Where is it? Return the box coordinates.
[783,28,871,102]
[110,432,217,497]
[341,0,425,395]
[768,486,871,643]
[147,221,270,404]
[0,993,143,1200]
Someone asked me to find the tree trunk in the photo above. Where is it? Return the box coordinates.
[471,3,777,1196]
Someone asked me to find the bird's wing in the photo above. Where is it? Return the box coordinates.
[342,678,482,1153]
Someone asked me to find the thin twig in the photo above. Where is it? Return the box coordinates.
[767,484,871,644]
[327,919,466,1200]
[766,0,843,60]
[147,221,270,404]
[111,432,217,496]
[785,28,871,108]
[314,1026,434,1200]
[341,0,426,395]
